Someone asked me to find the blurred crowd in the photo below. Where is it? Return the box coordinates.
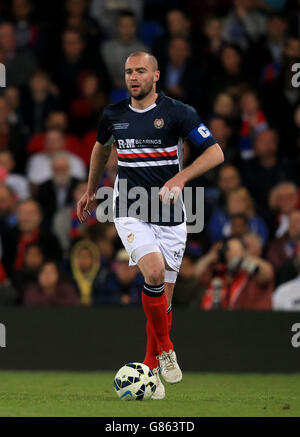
[0,0,300,311]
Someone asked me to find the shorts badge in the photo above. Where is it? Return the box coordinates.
[127,232,135,243]
[154,118,164,129]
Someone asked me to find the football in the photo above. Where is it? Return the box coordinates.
[114,362,157,400]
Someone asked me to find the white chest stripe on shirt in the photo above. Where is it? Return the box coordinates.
[117,159,179,167]
[117,145,178,155]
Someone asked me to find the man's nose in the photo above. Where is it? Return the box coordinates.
[131,71,138,80]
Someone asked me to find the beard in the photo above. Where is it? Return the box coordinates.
[128,80,153,100]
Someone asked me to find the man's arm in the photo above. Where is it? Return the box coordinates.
[180,143,224,183]
[77,141,112,222]
[160,143,224,202]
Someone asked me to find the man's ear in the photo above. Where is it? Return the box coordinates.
[154,70,160,83]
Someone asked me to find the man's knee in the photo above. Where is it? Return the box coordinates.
[146,267,165,285]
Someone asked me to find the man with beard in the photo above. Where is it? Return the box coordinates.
[77,51,224,399]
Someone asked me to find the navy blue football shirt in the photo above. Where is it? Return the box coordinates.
[97,92,217,226]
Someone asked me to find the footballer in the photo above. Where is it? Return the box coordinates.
[77,51,224,399]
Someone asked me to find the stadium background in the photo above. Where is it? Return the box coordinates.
[0,0,300,392]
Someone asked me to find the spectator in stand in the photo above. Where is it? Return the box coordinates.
[212,92,239,132]
[0,96,27,174]
[207,44,252,106]
[152,9,201,66]
[173,245,203,307]
[269,182,299,239]
[289,0,300,37]
[0,257,17,305]
[200,117,239,218]
[0,183,18,228]
[70,238,100,305]
[68,72,108,135]
[209,116,238,164]
[61,0,102,52]
[89,0,144,39]
[93,248,143,306]
[263,37,300,155]
[276,235,300,287]
[36,152,81,224]
[26,128,86,187]
[194,236,274,310]
[200,16,226,73]
[23,260,80,306]
[1,199,62,276]
[86,223,116,271]
[10,0,40,52]
[248,12,287,83]
[52,28,110,108]
[273,244,300,310]
[230,213,250,238]
[214,164,242,210]
[238,90,268,160]
[208,187,269,245]
[101,11,147,92]
[267,209,300,271]
[52,181,97,258]
[11,242,44,303]
[222,0,267,51]
[241,129,298,215]
[242,232,264,257]
[0,21,38,87]
[159,36,203,111]
[26,110,84,162]
[0,149,30,200]
[3,86,23,126]
[21,70,61,135]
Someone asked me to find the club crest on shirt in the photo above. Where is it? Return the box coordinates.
[154,118,164,129]
[127,232,134,243]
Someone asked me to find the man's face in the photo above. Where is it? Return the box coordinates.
[255,130,277,158]
[275,185,298,214]
[62,31,83,59]
[218,166,240,195]
[289,211,300,241]
[209,118,230,144]
[167,10,190,36]
[168,38,189,66]
[52,157,70,186]
[225,239,245,263]
[125,55,159,100]
[267,17,287,40]
[0,24,16,52]
[221,47,241,72]
[46,113,67,131]
[18,201,41,233]
[45,131,64,154]
[13,0,32,20]
[118,16,136,42]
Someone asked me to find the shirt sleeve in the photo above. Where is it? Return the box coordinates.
[96,108,115,146]
[178,103,217,150]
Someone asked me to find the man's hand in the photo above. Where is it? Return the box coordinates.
[77,191,98,223]
[159,173,187,204]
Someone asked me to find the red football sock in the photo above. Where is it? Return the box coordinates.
[143,321,159,370]
[142,284,173,355]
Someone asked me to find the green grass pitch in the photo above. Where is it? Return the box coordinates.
[0,371,299,417]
